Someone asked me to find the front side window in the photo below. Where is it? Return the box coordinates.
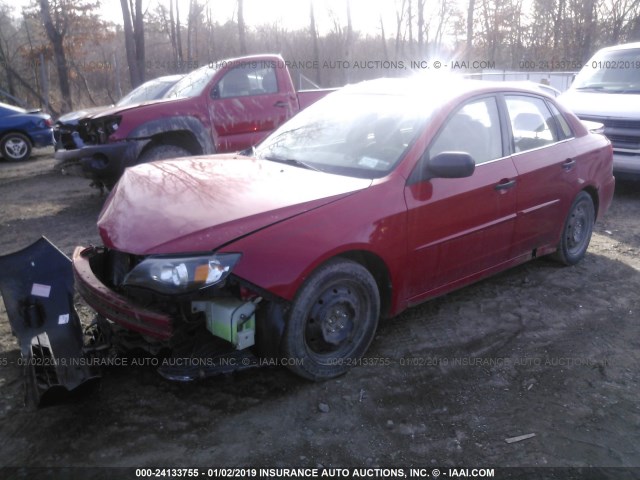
[215,64,278,99]
[506,95,559,153]
[429,96,502,165]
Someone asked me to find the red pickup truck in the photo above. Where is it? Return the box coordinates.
[55,54,333,190]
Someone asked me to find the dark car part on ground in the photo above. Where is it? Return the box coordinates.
[0,102,54,161]
[0,238,100,407]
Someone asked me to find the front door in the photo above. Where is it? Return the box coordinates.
[404,95,519,303]
[208,61,294,152]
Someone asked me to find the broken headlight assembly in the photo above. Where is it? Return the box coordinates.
[122,253,241,295]
[79,115,122,144]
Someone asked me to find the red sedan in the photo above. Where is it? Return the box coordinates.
[73,77,614,381]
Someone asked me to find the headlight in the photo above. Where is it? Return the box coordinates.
[122,253,241,294]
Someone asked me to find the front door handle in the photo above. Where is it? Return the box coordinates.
[274,100,288,108]
[495,179,516,191]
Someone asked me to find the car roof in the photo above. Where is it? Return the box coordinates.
[149,74,184,84]
[596,42,640,53]
[340,75,553,104]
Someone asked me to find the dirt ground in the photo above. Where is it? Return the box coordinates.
[0,151,639,474]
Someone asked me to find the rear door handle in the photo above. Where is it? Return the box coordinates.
[495,179,516,191]
[274,100,288,108]
[562,158,576,171]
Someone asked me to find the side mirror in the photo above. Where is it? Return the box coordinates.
[426,151,475,179]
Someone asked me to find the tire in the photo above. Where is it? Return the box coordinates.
[137,144,191,164]
[281,258,380,380]
[553,191,595,266]
[1,133,32,161]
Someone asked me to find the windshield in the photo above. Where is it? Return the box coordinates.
[573,48,640,93]
[116,77,180,106]
[254,91,428,178]
[165,64,221,99]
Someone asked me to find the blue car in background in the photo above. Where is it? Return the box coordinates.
[0,102,54,161]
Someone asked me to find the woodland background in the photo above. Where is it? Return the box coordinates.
[1,0,639,117]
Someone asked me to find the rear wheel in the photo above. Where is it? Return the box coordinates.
[553,191,595,265]
[281,259,380,380]
[1,133,32,161]
[137,144,191,164]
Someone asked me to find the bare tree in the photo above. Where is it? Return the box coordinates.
[345,0,353,81]
[309,0,321,84]
[602,0,640,44]
[120,0,145,87]
[418,0,426,56]
[379,13,389,60]
[466,0,475,62]
[395,0,407,57]
[38,0,72,111]
[175,0,183,62]
[238,0,247,54]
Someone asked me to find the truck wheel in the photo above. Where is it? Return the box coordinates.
[281,259,380,381]
[1,133,32,161]
[137,144,190,164]
[553,191,595,266]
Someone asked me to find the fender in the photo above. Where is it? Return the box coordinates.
[128,116,216,154]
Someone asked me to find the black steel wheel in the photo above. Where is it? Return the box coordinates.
[554,191,595,266]
[282,258,380,380]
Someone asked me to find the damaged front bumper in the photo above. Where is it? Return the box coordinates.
[72,246,175,340]
[72,245,279,381]
[1,241,285,407]
[0,238,100,407]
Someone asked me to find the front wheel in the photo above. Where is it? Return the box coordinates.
[1,133,32,161]
[553,191,595,266]
[281,259,380,380]
[137,144,191,164]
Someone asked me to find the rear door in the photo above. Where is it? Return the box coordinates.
[208,61,296,152]
[503,94,578,255]
[404,95,519,302]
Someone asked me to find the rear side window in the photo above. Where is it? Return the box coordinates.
[548,102,574,140]
[429,96,503,165]
[505,95,559,153]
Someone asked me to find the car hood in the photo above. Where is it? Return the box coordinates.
[89,97,183,120]
[559,89,640,118]
[98,155,372,255]
[57,106,111,124]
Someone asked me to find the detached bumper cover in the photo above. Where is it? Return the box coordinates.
[0,238,99,406]
[72,246,174,340]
